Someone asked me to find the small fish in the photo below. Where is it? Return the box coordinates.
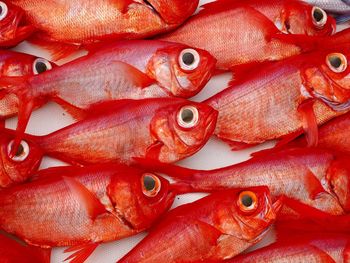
[3,98,217,166]
[119,186,282,263]
[0,1,35,47]
[229,233,350,263]
[0,232,50,263]
[136,147,350,215]
[0,164,175,262]
[204,47,350,149]
[0,50,54,119]
[0,40,216,154]
[158,0,335,70]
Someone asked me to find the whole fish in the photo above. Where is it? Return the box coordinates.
[0,129,42,188]
[137,147,350,215]
[229,233,350,263]
[0,164,175,262]
[0,40,216,153]
[6,0,199,50]
[0,50,55,119]
[0,1,35,47]
[5,98,217,166]
[157,0,335,70]
[205,47,350,149]
[0,233,50,263]
[119,186,282,263]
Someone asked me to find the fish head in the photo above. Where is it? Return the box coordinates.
[327,158,350,213]
[216,186,282,243]
[0,131,43,188]
[143,0,199,24]
[278,3,335,36]
[147,44,216,98]
[302,48,350,111]
[150,100,217,162]
[0,1,35,47]
[107,168,175,230]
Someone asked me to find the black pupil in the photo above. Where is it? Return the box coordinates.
[241,194,253,207]
[35,61,48,74]
[181,109,194,123]
[329,56,342,69]
[15,144,24,157]
[0,6,3,15]
[182,52,195,66]
[143,176,156,191]
[313,9,324,22]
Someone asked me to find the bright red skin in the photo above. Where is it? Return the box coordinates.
[0,233,50,263]
[229,234,350,263]
[204,48,350,148]
[31,98,217,165]
[119,186,281,263]
[0,164,175,247]
[154,148,350,215]
[7,0,199,44]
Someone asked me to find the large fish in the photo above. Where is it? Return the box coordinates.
[205,47,350,149]
[119,186,282,263]
[0,164,176,262]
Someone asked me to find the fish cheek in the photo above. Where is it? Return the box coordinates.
[303,67,332,99]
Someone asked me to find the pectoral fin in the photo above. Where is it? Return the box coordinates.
[298,99,318,147]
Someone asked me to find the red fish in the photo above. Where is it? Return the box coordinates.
[0,40,215,154]
[5,98,217,166]
[119,186,282,263]
[0,232,50,263]
[0,1,35,47]
[6,0,199,51]
[157,0,336,71]
[204,47,350,149]
[228,233,350,263]
[136,147,350,215]
[0,50,55,120]
[0,164,175,262]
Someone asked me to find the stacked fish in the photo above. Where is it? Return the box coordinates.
[0,0,349,262]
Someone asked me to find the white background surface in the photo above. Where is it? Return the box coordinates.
[7,1,347,262]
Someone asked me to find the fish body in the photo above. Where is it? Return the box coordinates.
[144,147,350,215]
[7,0,199,44]
[0,164,175,248]
[18,98,217,165]
[119,186,281,263]
[205,48,350,148]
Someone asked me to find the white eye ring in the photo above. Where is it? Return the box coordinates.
[312,7,327,28]
[33,58,52,75]
[141,173,161,198]
[7,140,30,162]
[0,2,8,21]
[179,49,200,71]
[177,106,199,128]
[326,53,348,73]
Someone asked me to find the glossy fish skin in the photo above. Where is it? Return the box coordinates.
[145,147,350,215]
[28,98,217,165]
[228,234,350,263]
[119,186,281,263]
[0,50,55,119]
[8,0,199,44]
[0,164,175,247]
[0,129,43,188]
[0,233,50,263]
[205,48,350,148]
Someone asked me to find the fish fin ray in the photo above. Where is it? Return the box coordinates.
[63,176,107,220]
[193,220,222,246]
[52,97,87,121]
[298,99,318,147]
[64,243,99,263]
[305,169,325,200]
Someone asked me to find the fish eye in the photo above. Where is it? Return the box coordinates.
[141,173,161,197]
[326,53,347,73]
[312,7,327,28]
[0,2,8,21]
[179,49,200,71]
[177,106,199,128]
[33,58,52,75]
[238,191,258,212]
[7,140,30,162]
